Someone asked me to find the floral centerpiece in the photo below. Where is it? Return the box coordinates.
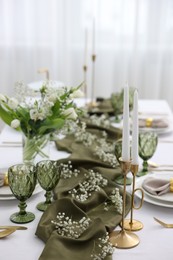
[0,81,83,163]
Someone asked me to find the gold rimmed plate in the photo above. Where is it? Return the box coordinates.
[0,184,43,200]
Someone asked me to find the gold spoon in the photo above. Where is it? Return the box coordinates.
[0,228,15,238]
[0,225,27,230]
[154,217,173,228]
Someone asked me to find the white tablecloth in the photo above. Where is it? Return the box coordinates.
[0,99,173,260]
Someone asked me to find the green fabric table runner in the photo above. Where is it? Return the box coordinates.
[36,122,131,260]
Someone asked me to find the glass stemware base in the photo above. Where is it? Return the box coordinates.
[10,212,35,224]
[36,202,50,212]
[36,191,52,211]
[115,176,132,185]
[10,201,35,224]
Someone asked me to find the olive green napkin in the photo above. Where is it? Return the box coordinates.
[87,98,114,116]
[36,199,113,260]
[0,174,4,187]
[36,158,131,260]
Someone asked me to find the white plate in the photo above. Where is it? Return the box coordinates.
[139,125,173,135]
[138,116,173,135]
[134,174,173,208]
[0,184,43,200]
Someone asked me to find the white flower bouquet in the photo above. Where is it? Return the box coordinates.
[0,81,83,162]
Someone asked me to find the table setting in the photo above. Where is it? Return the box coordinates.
[1,82,173,259]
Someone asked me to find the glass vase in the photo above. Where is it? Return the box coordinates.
[23,134,50,164]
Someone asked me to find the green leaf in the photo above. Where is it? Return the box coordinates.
[38,118,65,135]
[0,105,14,126]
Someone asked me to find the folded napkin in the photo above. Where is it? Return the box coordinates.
[36,158,131,260]
[0,174,4,187]
[142,177,173,196]
[87,98,114,116]
[139,118,168,128]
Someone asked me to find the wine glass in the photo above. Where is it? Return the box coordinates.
[137,131,158,176]
[8,164,37,224]
[114,139,132,185]
[111,93,123,122]
[36,160,60,211]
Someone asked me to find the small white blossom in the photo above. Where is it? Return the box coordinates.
[74,122,97,146]
[62,107,78,120]
[51,213,91,239]
[30,109,40,121]
[0,94,7,103]
[11,119,20,128]
[70,89,84,98]
[60,161,80,179]
[89,114,111,128]
[91,232,115,259]
[8,98,19,109]
[104,188,123,214]
[68,169,108,202]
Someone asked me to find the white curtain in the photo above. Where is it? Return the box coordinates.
[1,0,173,108]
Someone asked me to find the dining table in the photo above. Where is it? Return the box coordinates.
[0,99,173,260]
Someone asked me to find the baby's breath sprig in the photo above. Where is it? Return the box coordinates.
[60,120,79,135]
[60,161,80,179]
[51,212,91,239]
[97,137,115,153]
[104,188,123,214]
[74,122,97,146]
[88,114,111,128]
[91,232,115,260]
[68,169,108,202]
[94,146,117,168]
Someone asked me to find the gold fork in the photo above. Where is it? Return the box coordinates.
[154,217,173,228]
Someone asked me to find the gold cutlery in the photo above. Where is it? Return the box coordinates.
[0,228,16,238]
[148,161,173,171]
[148,168,173,172]
[154,217,173,228]
[0,225,27,230]
[148,161,173,168]
[138,112,169,116]
[159,140,173,143]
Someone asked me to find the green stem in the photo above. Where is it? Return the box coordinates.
[18,201,27,215]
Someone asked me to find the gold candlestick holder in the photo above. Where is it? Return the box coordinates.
[38,68,49,80]
[123,164,144,231]
[109,158,140,249]
[83,65,88,103]
[87,54,98,108]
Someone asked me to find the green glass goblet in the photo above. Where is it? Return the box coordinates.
[114,139,132,185]
[111,93,123,123]
[36,160,60,211]
[8,164,37,224]
[137,131,158,176]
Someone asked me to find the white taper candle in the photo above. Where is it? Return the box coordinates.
[84,28,88,65]
[132,90,139,164]
[92,18,95,54]
[122,84,130,161]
